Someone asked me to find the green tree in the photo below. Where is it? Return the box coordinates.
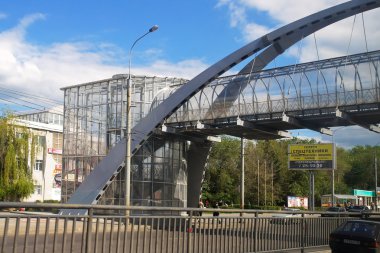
[0,114,34,201]
[204,137,241,206]
[344,145,378,190]
[204,134,378,209]
[333,147,350,193]
[244,140,260,206]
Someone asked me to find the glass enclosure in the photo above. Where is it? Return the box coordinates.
[61,74,188,207]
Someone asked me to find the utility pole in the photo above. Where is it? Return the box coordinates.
[375,151,378,211]
[240,138,245,210]
[264,160,267,207]
[271,161,274,206]
[257,159,260,206]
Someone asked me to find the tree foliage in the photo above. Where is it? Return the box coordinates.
[0,114,34,201]
[203,137,240,206]
[203,136,380,207]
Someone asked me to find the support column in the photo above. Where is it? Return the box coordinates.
[187,142,212,208]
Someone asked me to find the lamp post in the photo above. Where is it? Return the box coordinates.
[375,144,379,211]
[240,138,245,211]
[125,25,159,216]
[375,150,378,211]
[330,127,345,207]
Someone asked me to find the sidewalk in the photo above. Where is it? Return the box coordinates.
[283,246,330,253]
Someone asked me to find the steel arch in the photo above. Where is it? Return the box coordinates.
[65,0,380,209]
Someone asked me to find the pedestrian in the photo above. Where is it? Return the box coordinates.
[198,200,204,216]
[213,203,220,217]
[371,202,375,211]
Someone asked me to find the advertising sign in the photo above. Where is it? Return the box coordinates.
[48,148,62,154]
[287,196,308,209]
[288,143,335,170]
[53,164,62,188]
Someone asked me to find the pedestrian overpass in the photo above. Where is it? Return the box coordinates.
[158,50,380,140]
[62,0,380,214]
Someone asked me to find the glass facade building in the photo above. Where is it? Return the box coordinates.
[61,75,189,208]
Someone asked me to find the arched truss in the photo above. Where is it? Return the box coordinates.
[65,0,380,208]
[138,0,380,145]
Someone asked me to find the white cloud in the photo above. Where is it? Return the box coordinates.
[243,23,271,42]
[218,0,380,64]
[135,59,208,79]
[216,0,247,28]
[239,0,346,25]
[289,12,380,63]
[0,13,7,20]
[0,14,207,103]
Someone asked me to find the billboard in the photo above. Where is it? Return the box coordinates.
[287,196,308,209]
[288,143,335,170]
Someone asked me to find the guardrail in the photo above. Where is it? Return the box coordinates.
[0,202,368,253]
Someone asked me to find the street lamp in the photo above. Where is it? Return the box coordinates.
[330,126,345,207]
[374,143,379,211]
[125,25,159,215]
[375,151,378,210]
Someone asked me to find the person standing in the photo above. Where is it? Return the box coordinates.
[371,202,375,211]
[198,200,204,216]
[213,202,220,217]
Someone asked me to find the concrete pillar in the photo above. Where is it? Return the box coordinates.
[187,142,212,208]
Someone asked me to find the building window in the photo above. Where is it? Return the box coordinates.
[53,132,63,148]
[35,160,43,171]
[35,185,42,195]
[52,133,63,164]
[36,135,45,148]
[16,132,25,139]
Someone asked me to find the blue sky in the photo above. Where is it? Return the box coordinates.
[0,0,380,148]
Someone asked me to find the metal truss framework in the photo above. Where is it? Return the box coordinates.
[158,50,380,138]
[64,0,380,210]
[61,76,188,205]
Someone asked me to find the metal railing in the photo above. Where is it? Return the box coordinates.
[166,87,380,123]
[0,202,364,253]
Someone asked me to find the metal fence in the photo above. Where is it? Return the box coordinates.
[0,202,361,253]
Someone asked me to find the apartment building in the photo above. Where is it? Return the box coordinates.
[16,108,63,202]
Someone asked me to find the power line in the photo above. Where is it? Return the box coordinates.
[0,85,64,115]
[0,85,63,105]
[0,97,45,112]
